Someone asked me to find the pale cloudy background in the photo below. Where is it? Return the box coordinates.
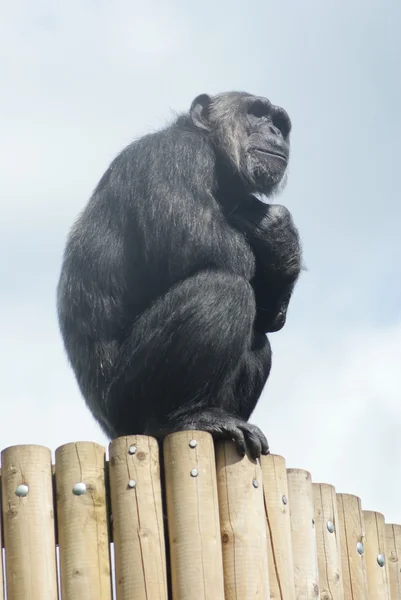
[1,1,400,520]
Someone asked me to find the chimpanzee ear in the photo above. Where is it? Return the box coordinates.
[190,94,212,130]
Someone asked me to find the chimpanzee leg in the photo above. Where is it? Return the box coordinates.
[233,330,271,422]
[105,270,271,458]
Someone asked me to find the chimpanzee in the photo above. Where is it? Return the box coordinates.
[57,91,302,459]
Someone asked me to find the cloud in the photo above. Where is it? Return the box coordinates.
[256,321,401,521]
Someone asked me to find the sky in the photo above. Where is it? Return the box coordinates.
[1,1,401,522]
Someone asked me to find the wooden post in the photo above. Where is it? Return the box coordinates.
[55,442,112,599]
[216,441,269,600]
[0,469,5,598]
[164,431,225,600]
[1,445,58,600]
[363,511,390,599]
[336,494,368,599]
[108,435,167,600]
[313,483,344,600]
[261,454,295,599]
[385,524,401,598]
[287,469,319,599]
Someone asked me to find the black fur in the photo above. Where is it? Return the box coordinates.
[57,91,302,459]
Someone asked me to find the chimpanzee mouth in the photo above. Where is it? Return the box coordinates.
[255,148,288,162]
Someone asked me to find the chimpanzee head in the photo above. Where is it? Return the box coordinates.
[190,91,292,195]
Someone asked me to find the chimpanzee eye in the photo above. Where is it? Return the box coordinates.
[248,100,270,119]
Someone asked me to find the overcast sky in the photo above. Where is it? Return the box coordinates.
[1,1,400,522]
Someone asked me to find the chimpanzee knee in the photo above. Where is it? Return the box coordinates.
[192,271,256,346]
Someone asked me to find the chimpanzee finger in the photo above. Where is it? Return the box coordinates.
[258,436,269,455]
[228,427,246,457]
[247,424,269,456]
[243,430,262,460]
[258,431,269,455]
[237,423,261,459]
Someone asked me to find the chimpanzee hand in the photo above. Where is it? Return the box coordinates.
[229,198,302,334]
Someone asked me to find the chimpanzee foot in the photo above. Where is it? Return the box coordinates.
[224,419,270,459]
[170,410,269,459]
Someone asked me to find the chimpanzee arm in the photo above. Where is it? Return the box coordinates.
[228,196,302,333]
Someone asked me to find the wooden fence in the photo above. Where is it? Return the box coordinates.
[0,431,399,599]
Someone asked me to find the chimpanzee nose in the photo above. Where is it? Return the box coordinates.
[269,124,282,137]
[271,105,292,137]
